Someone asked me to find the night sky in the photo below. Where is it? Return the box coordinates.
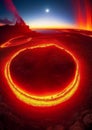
[0,0,91,28]
[13,0,75,28]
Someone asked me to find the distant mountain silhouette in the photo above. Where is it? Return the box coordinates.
[0,22,31,44]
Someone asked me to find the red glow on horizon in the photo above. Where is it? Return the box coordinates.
[29,0,92,30]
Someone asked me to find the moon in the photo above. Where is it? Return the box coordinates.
[45,8,50,13]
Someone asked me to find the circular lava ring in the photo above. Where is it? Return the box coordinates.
[4,44,80,107]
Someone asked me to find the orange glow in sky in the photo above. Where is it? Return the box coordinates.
[28,0,92,30]
[28,18,75,29]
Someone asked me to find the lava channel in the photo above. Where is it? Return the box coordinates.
[4,43,80,107]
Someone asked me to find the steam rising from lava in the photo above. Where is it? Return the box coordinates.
[75,0,92,30]
[4,0,26,25]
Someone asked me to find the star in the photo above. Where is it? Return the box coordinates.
[45,8,50,13]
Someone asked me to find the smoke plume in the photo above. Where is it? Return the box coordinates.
[4,0,26,25]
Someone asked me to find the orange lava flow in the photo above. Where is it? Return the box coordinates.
[4,44,80,107]
[0,35,32,48]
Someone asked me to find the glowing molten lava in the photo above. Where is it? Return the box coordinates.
[4,44,80,107]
